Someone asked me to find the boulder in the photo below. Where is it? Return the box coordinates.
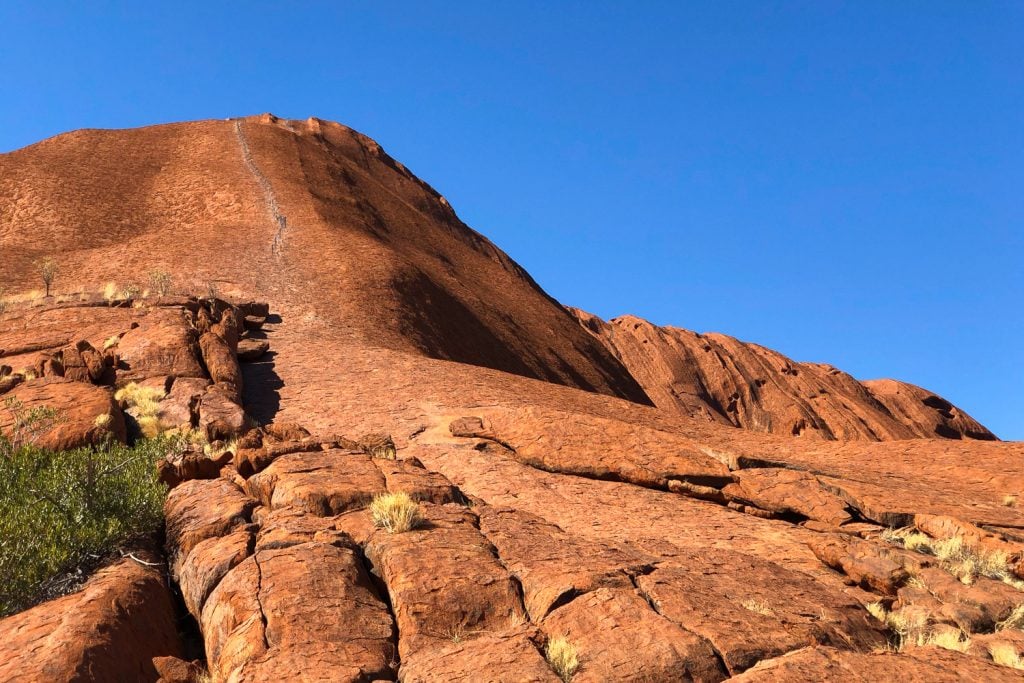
[365,504,525,660]
[201,542,396,682]
[199,383,248,441]
[198,332,242,398]
[0,378,126,450]
[245,450,386,515]
[0,556,183,682]
[237,338,269,361]
[116,309,205,383]
[541,587,726,682]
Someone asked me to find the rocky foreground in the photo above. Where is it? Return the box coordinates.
[0,115,1021,681]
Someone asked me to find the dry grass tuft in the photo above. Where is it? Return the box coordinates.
[1004,495,1019,508]
[866,602,955,652]
[545,635,579,682]
[990,642,1024,670]
[115,383,167,438]
[204,439,239,459]
[102,282,118,301]
[370,492,422,533]
[102,336,120,350]
[882,526,1017,586]
[92,413,112,430]
[149,270,173,297]
[741,599,775,617]
[924,628,970,652]
[997,604,1024,631]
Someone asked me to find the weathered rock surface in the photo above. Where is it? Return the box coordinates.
[0,115,1018,682]
[245,449,386,515]
[399,625,558,683]
[635,554,885,674]
[201,541,396,682]
[0,557,183,682]
[729,645,1022,681]
[541,587,727,682]
[365,503,526,660]
[572,309,997,441]
[0,377,125,449]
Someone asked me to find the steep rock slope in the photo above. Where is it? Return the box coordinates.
[0,114,649,404]
[1,117,1021,681]
[571,309,995,441]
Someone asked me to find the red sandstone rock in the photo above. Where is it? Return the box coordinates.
[724,467,852,525]
[237,337,269,361]
[728,644,1021,681]
[116,308,206,383]
[571,309,996,442]
[153,656,205,683]
[198,382,248,441]
[365,503,526,660]
[399,625,558,683]
[0,116,1017,682]
[0,557,183,682]
[635,552,885,674]
[541,587,726,682]
[246,449,386,515]
[807,535,910,595]
[198,332,242,398]
[201,542,396,682]
[165,477,257,567]
[478,506,653,620]
[0,377,125,449]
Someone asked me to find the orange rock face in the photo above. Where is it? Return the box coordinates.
[0,556,183,682]
[0,116,1019,681]
[571,309,996,441]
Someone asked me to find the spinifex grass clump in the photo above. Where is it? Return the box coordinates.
[0,434,176,616]
[370,492,422,533]
[545,635,580,681]
[115,382,167,438]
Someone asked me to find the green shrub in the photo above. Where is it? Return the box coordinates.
[0,435,176,616]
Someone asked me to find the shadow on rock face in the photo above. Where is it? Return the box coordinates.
[242,349,282,425]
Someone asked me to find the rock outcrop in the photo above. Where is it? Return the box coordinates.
[571,309,996,441]
[0,116,1018,681]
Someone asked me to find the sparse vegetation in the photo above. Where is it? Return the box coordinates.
[120,283,141,300]
[0,402,176,616]
[206,281,219,300]
[204,438,239,460]
[103,282,118,301]
[990,642,1024,670]
[369,491,422,533]
[545,635,580,682]
[997,604,1024,631]
[103,335,120,350]
[149,269,173,297]
[115,382,167,438]
[741,598,775,616]
[865,601,970,652]
[881,526,1018,587]
[1005,495,1019,508]
[34,258,58,297]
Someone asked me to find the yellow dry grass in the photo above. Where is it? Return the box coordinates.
[989,642,1024,670]
[545,635,580,682]
[369,492,422,533]
[114,382,167,438]
[997,604,1024,631]
[881,527,1016,586]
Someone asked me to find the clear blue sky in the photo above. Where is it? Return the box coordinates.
[2,3,1021,438]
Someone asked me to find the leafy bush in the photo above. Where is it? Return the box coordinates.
[0,434,175,616]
